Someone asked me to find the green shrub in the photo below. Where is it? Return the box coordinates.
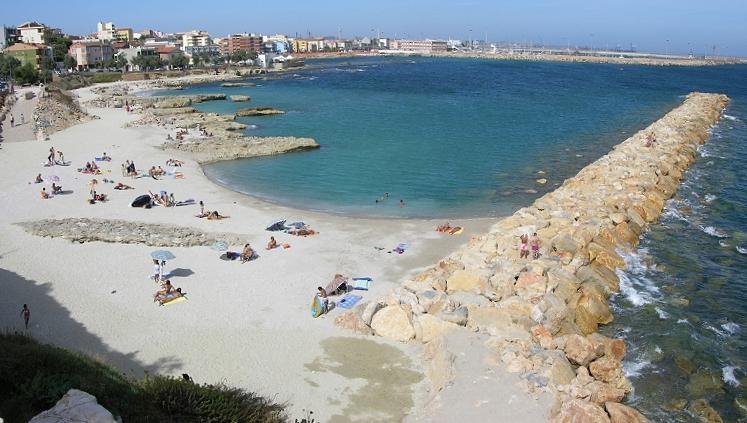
[0,333,285,422]
[91,73,123,83]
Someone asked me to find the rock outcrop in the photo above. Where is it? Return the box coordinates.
[334,92,730,421]
[235,107,285,117]
[163,135,319,163]
[18,218,248,247]
[29,389,116,423]
[230,95,251,102]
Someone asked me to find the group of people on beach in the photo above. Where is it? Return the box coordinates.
[196,200,228,220]
[46,146,65,166]
[519,233,541,259]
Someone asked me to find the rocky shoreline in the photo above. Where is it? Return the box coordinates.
[17,218,248,247]
[334,92,730,421]
[84,86,319,164]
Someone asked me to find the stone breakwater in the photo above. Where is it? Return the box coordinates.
[334,92,730,422]
[17,218,248,247]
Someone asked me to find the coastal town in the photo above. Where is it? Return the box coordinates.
[1,5,745,423]
[1,18,743,89]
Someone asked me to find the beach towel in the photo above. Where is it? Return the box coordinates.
[95,157,112,162]
[175,199,195,206]
[266,219,287,231]
[390,243,408,254]
[311,295,324,318]
[55,160,71,166]
[337,294,363,310]
[162,296,187,306]
[352,277,373,290]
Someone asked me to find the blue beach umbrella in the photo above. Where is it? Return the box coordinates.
[211,241,229,251]
[150,250,176,261]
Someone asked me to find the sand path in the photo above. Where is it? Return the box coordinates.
[1,86,41,143]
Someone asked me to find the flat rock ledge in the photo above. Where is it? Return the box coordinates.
[17,218,248,247]
[334,92,730,422]
[163,136,319,164]
[235,107,285,117]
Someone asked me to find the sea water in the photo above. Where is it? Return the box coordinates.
[161,58,747,420]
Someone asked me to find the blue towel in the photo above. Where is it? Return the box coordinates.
[337,294,363,309]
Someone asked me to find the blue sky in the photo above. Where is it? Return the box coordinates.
[4,0,746,56]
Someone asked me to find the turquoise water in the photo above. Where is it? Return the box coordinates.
[161,58,747,421]
[171,57,691,218]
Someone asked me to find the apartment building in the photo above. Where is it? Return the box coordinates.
[219,33,263,55]
[3,42,52,69]
[17,21,47,44]
[68,39,114,69]
[390,39,448,54]
[97,21,116,40]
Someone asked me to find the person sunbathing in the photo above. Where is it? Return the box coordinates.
[40,188,50,199]
[156,166,165,176]
[148,167,160,179]
[51,183,63,194]
[101,152,112,161]
[167,158,184,167]
[436,222,453,233]
[240,244,256,262]
[288,227,316,236]
[90,161,99,171]
[114,182,133,190]
[153,280,174,301]
[34,173,43,183]
[207,210,228,220]
[266,236,278,250]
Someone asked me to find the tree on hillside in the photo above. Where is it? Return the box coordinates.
[130,54,162,71]
[114,55,129,70]
[15,62,39,84]
[170,54,189,69]
[63,54,77,71]
[0,54,21,79]
[44,29,73,63]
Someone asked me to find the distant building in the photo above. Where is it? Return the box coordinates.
[17,21,47,44]
[182,30,217,55]
[1,26,19,49]
[291,38,324,53]
[97,21,116,40]
[255,52,278,68]
[68,39,113,69]
[155,45,180,62]
[115,28,133,42]
[115,46,157,71]
[3,42,52,69]
[219,33,263,55]
[390,39,448,54]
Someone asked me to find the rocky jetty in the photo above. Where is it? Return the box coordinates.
[334,92,730,421]
[230,95,251,102]
[17,218,248,247]
[235,107,285,117]
[164,135,319,163]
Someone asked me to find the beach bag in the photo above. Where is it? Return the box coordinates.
[310,295,323,318]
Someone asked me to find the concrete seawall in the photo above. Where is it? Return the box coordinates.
[336,92,730,421]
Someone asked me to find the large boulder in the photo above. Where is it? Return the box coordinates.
[564,334,604,366]
[30,389,116,423]
[415,314,459,343]
[588,381,626,404]
[334,310,373,335]
[446,269,488,293]
[574,284,614,334]
[370,305,416,342]
[605,402,650,423]
[514,271,548,299]
[589,356,632,392]
[552,399,611,423]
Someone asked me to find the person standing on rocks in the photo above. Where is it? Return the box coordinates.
[519,234,530,259]
[530,233,541,259]
[20,113,24,125]
[10,115,14,127]
[21,304,30,329]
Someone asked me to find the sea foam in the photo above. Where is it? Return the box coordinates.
[722,366,740,387]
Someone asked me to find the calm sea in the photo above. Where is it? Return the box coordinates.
[162,57,747,421]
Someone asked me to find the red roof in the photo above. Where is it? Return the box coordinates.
[155,46,178,54]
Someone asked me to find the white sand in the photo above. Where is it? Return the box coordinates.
[0,82,507,420]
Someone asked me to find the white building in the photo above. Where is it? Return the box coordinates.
[17,21,46,44]
[97,21,116,40]
[182,30,210,47]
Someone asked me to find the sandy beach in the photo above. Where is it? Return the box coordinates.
[0,79,547,421]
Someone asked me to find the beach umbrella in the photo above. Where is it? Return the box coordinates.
[211,240,229,251]
[150,250,176,261]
